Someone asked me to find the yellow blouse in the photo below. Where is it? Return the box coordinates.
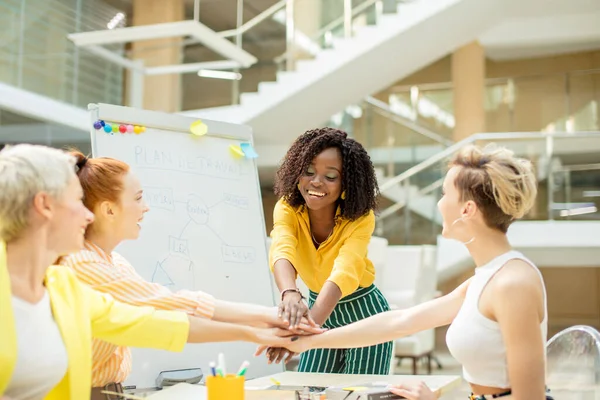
[269,199,376,298]
[0,241,190,399]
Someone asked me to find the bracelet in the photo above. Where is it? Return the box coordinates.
[281,288,305,302]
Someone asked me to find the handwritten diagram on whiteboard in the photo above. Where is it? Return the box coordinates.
[94,139,272,302]
[146,187,256,290]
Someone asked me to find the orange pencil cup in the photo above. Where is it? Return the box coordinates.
[206,374,245,400]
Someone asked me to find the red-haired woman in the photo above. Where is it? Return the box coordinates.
[61,152,319,399]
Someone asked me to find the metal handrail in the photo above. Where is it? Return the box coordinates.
[273,0,380,65]
[218,0,286,39]
[379,131,600,193]
[378,177,443,220]
[389,68,600,93]
[364,96,453,147]
[554,163,600,173]
[313,0,380,42]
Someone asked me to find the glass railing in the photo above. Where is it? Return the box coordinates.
[387,69,600,136]
[273,0,385,71]
[374,132,600,245]
[0,0,125,108]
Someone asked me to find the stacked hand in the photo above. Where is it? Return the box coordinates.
[278,290,315,330]
[255,290,321,363]
[252,307,323,348]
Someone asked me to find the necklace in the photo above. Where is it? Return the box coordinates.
[311,228,333,246]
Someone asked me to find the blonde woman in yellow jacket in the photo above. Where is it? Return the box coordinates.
[0,144,305,400]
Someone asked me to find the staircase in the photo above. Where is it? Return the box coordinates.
[181,0,503,146]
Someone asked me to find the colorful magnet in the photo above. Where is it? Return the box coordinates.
[229,145,244,158]
[190,120,208,136]
[93,120,102,130]
[100,120,106,127]
[126,124,134,133]
[119,125,127,134]
[103,124,112,133]
[140,126,146,133]
[133,126,141,134]
[240,143,258,159]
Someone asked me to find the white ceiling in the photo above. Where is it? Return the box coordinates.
[479,0,600,60]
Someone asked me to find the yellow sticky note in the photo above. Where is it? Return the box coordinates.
[229,145,244,158]
[190,120,208,136]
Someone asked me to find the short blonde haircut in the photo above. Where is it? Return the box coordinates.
[0,144,76,242]
[450,144,537,233]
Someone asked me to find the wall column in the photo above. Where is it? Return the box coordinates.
[130,0,184,112]
[452,41,486,141]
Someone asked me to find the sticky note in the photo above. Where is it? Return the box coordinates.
[240,143,258,159]
[229,145,244,158]
[190,120,208,136]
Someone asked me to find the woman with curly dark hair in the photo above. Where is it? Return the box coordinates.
[263,127,393,375]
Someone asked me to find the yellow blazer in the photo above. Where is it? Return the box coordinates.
[0,241,190,399]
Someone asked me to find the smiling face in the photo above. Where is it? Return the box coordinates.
[112,172,149,241]
[298,147,343,211]
[47,176,95,255]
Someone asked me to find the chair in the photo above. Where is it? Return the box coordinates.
[379,246,422,310]
[383,245,438,375]
[546,325,600,399]
[368,236,389,290]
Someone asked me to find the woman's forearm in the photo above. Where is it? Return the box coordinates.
[306,309,406,349]
[273,259,298,292]
[187,315,257,343]
[310,281,342,325]
[301,292,463,350]
[212,300,276,327]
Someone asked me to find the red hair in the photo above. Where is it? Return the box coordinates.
[70,150,130,212]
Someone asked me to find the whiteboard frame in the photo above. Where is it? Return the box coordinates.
[93,100,279,287]
[88,103,276,308]
[89,103,252,141]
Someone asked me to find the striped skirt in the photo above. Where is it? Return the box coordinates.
[298,284,393,375]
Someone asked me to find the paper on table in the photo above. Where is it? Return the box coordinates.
[146,383,207,399]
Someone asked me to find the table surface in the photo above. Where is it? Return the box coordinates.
[146,371,462,399]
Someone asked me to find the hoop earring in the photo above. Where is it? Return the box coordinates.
[451,217,475,245]
[341,191,346,200]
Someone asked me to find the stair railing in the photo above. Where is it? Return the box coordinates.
[377,131,600,223]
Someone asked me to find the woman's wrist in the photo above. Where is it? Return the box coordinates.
[244,325,260,343]
[281,288,304,302]
[282,292,303,303]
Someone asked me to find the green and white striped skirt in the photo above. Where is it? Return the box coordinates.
[298,284,393,375]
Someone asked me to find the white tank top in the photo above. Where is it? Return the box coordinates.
[446,250,547,389]
[5,290,68,400]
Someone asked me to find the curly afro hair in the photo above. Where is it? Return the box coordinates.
[274,127,379,221]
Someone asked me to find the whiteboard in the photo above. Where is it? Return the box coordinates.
[89,103,282,389]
